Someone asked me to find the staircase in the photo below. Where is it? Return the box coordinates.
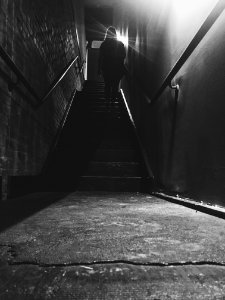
[76,81,146,192]
[42,80,147,192]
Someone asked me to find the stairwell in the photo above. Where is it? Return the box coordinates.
[43,80,147,192]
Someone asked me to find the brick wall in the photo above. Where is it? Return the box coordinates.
[0,0,85,176]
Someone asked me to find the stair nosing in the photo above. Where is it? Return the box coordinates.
[80,175,142,179]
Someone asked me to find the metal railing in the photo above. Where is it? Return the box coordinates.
[150,0,225,105]
[0,45,85,201]
[0,44,84,108]
[41,58,85,173]
[40,56,79,105]
[121,0,225,187]
[120,89,154,180]
[0,44,40,103]
[124,0,225,105]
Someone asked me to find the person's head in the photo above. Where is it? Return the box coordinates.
[105,26,117,40]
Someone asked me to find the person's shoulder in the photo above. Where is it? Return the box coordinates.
[117,40,125,48]
[118,40,124,46]
[100,40,110,48]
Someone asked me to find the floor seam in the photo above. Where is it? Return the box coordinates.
[7,259,225,268]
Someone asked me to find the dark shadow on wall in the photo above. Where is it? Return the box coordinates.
[0,192,69,232]
[8,89,104,197]
[85,6,113,42]
[0,0,85,187]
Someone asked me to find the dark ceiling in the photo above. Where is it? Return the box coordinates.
[84,0,117,8]
[84,1,115,41]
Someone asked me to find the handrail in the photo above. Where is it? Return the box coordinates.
[41,59,86,173]
[121,89,154,180]
[150,0,225,105]
[0,44,40,103]
[40,56,79,104]
[0,45,84,108]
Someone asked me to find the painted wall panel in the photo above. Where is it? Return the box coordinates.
[114,0,225,203]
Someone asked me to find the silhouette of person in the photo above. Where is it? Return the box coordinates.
[98,26,126,103]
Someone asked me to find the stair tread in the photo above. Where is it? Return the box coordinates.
[77,176,143,192]
[88,161,140,165]
[80,175,142,179]
[84,161,141,176]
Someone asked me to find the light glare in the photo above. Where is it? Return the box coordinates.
[172,0,217,22]
[117,32,128,46]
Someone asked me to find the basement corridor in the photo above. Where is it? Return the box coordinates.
[39,81,148,193]
[1,0,225,299]
[1,80,225,299]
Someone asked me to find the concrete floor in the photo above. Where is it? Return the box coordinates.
[0,191,225,299]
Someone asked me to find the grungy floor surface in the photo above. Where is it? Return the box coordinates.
[0,191,225,299]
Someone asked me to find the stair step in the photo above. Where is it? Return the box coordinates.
[90,111,125,115]
[93,149,139,162]
[89,106,126,111]
[102,118,132,127]
[84,93,104,96]
[90,111,126,117]
[83,90,104,94]
[42,80,146,194]
[99,138,137,149]
[85,82,104,84]
[84,162,141,176]
[102,127,133,137]
[77,176,143,192]
[88,107,124,112]
[87,102,121,106]
[85,82,104,86]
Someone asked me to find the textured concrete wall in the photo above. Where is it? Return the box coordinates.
[114,0,225,204]
[0,0,85,176]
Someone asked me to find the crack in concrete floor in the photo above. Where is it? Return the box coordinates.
[2,243,225,268]
[1,192,225,299]
[6,258,225,268]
